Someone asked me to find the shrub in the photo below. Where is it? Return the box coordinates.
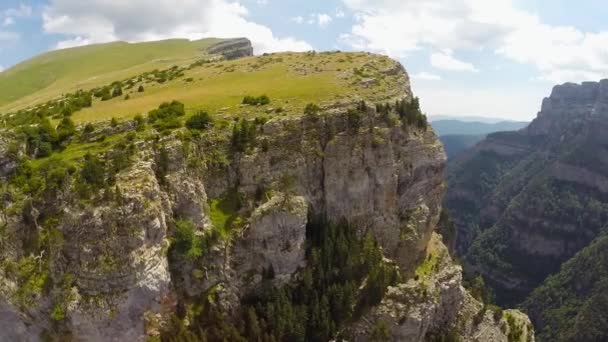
[304,103,320,115]
[56,117,76,143]
[83,123,95,134]
[173,219,203,259]
[242,95,270,106]
[138,85,145,93]
[112,87,123,98]
[148,101,185,131]
[185,111,213,130]
[133,114,146,131]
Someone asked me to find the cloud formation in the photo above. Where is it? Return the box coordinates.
[412,72,441,81]
[42,0,312,53]
[341,0,608,83]
[430,51,478,72]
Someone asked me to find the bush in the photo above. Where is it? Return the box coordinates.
[56,117,76,143]
[185,111,213,130]
[304,103,320,115]
[133,114,146,131]
[83,123,95,134]
[148,101,185,131]
[231,119,258,152]
[138,85,145,93]
[242,95,270,106]
[172,219,203,259]
[80,153,105,188]
[112,87,123,98]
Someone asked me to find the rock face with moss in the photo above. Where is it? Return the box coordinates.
[0,49,531,341]
[351,234,533,342]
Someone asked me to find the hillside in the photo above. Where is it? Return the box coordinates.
[445,80,608,339]
[0,38,234,113]
[523,234,608,342]
[1,41,408,126]
[439,134,485,158]
[431,119,528,137]
[430,119,528,158]
[0,40,532,341]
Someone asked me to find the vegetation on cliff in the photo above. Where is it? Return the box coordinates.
[523,234,608,342]
[161,218,399,342]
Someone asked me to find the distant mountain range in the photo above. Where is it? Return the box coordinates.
[430,119,528,158]
[429,115,527,124]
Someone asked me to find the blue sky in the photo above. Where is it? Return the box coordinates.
[2,0,608,121]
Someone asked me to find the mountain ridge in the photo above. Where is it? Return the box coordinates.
[445,79,608,340]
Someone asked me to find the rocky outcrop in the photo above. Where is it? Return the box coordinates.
[207,37,254,60]
[233,194,308,286]
[351,234,533,342]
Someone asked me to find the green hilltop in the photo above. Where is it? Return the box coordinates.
[0,38,222,112]
[0,39,403,125]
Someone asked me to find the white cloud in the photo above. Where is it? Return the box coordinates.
[299,13,333,28]
[4,4,32,18]
[341,0,608,83]
[316,13,332,28]
[412,72,441,81]
[0,65,4,72]
[0,30,19,44]
[2,17,15,27]
[430,51,478,72]
[43,0,312,54]
[335,9,346,18]
[413,82,545,121]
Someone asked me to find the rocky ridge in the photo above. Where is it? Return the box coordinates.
[445,80,608,328]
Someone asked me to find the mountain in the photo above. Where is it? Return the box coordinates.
[0,38,247,113]
[429,115,524,124]
[445,80,608,339]
[0,39,532,341]
[523,234,608,342]
[431,120,528,158]
[439,134,485,158]
[431,119,528,136]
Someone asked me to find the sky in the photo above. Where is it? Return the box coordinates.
[1,1,608,121]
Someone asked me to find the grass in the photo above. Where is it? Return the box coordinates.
[28,133,128,168]
[415,233,443,280]
[71,52,388,123]
[1,45,401,125]
[415,251,440,279]
[209,190,241,239]
[0,38,221,111]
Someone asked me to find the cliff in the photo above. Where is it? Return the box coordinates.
[0,50,531,341]
[207,37,254,60]
[445,79,608,336]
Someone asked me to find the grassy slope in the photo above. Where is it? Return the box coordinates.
[2,42,399,124]
[0,38,221,112]
[74,52,391,123]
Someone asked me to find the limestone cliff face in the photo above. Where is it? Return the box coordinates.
[446,79,608,305]
[351,234,533,342]
[207,37,254,60]
[0,60,530,341]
